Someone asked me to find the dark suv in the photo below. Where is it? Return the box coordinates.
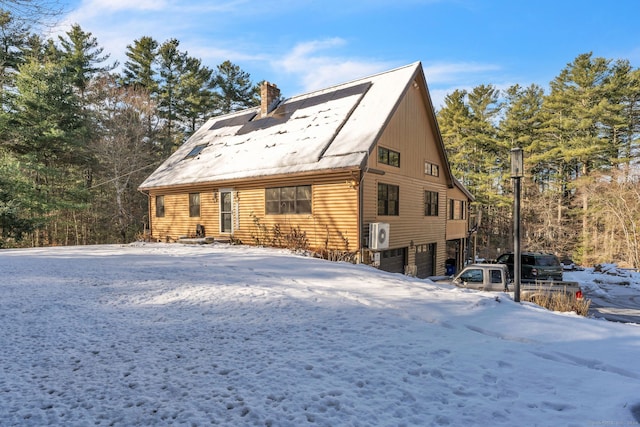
[496,252,563,282]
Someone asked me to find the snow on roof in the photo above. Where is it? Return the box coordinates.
[139,62,422,190]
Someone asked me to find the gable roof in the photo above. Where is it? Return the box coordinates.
[139,61,453,190]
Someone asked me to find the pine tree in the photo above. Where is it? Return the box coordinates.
[0,148,38,246]
[0,11,31,97]
[6,58,89,244]
[176,56,215,135]
[58,24,116,99]
[157,38,187,153]
[121,36,159,93]
[213,60,259,114]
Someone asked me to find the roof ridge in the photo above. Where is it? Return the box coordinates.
[284,61,421,102]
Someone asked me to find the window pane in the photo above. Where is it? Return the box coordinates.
[378,147,388,164]
[189,193,200,217]
[281,201,295,213]
[221,212,232,233]
[297,185,311,200]
[281,187,295,200]
[378,183,399,216]
[266,188,279,203]
[388,185,398,201]
[221,192,232,211]
[155,195,164,217]
[296,200,311,214]
[378,183,387,200]
[266,201,280,214]
[389,200,398,216]
[389,151,400,167]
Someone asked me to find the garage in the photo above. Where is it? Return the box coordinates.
[415,243,436,279]
[379,247,407,274]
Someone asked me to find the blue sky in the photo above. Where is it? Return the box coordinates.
[54,0,640,109]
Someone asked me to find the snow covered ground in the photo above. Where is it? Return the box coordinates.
[1,243,639,426]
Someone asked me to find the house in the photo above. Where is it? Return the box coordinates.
[138,62,472,278]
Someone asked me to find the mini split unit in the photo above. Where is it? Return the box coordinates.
[369,222,390,250]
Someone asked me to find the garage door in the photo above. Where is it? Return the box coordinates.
[416,243,436,279]
[379,248,407,274]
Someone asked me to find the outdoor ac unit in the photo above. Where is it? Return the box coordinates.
[369,222,390,250]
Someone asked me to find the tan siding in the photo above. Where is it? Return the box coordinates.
[147,172,359,251]
[151,193,203,240]
[362,81,449,275]
[446,185,471,240]
[146,77,456,276]
[376,84,447,186]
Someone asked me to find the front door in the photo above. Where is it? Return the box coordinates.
[220,190,233,233]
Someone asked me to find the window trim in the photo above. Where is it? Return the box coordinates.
[265,185,312,215]
[189,193,200,217]
[378,183,399,216]
[378,147,400,168]
[424,190,439,217]
[424,161,439,177]
[220,190,233,233]
[449,199,466,220]
[155,195,165,218]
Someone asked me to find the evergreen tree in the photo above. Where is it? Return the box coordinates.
[176,56,215,135]
[157,38,186,153]
[439,85,507,207]
[58,24,116,98]
[213,60,259,114]
[0,11,30,96]
[5,58,89,244]
[121,36,159,93]
[605,60,640,175]
[500,84,543,150]
[0,148,38,246]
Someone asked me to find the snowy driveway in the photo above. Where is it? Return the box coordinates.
[585,282,640,323]
[1,243,640,426]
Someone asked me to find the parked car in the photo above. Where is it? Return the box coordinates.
[441,263,582,300]
[448,264,510,292]
[561,258,576,271]
[496,252,563,282]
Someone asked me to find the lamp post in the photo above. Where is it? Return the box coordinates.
[511,148,524,302]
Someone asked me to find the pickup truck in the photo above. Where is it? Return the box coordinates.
[441,263,583,300]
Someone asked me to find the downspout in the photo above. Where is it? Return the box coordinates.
[357,148,371,264]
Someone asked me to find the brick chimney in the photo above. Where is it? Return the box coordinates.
[260,81,280,117]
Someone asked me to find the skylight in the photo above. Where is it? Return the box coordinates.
[184,144,206,159]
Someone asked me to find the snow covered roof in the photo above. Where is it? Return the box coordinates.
[139,62,438,190]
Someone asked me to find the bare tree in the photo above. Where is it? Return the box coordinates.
[90,76,160,242]
[581,170,640,268]
[0,0,63,27]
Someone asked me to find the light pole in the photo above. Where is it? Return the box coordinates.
[511,148,524,302]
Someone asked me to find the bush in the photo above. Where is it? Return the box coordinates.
[522,289,591,316]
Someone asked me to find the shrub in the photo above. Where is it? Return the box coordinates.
[522,288,591,316]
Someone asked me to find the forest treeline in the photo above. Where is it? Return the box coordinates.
[1,7,640,267]
[437,53,640,267]
[0,12,260,247]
